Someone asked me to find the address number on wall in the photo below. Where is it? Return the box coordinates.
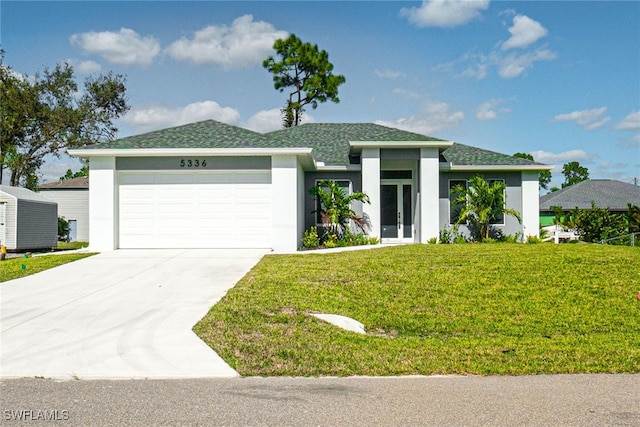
[179,159,207,168]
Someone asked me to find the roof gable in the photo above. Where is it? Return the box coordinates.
[540,180,640,211]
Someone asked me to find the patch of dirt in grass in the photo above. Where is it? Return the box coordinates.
[368,328,398,338]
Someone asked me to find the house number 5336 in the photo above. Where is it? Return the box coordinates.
[180,159,207,168]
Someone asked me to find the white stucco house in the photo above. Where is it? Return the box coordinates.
[69,120,550,252]
[40,176,89,242]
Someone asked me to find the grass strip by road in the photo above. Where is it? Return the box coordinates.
[195,244,640,376]
[1,253,96,282]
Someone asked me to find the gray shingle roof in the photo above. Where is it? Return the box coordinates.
[39,176,89,189]
[441,143,543,166]
[86,120,272,149]
[267,123,444,165]
[540,180,640,211]
[79,119,544,168]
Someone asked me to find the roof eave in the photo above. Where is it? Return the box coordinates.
[68,147,318,170]
[349,141,454,150]
[441,164,554,172]
[316,163,362,172]
[68,147,314,158]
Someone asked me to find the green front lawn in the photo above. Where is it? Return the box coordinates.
[56,241,89,251]
[194,244,640,376]
[1,253,96,282]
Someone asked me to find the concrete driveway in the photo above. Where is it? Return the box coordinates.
[0,249,267,379]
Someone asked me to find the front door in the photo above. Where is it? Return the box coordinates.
[380,182,413,241]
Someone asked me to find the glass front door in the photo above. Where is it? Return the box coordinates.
[380,182,413,241]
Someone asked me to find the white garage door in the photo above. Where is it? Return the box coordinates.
[118,171,272,248]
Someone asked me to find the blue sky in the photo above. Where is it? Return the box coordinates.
[2,1,639,189]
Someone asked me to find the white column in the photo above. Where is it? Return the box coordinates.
[361,148,380,238]
[521,171,540,238]
[88,156,117,251]
[271,155,299,252]
[419,148,440,243]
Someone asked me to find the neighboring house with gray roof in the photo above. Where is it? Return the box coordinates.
[540,179,640,226]
[40,176,89,242]
[69,120,551,252]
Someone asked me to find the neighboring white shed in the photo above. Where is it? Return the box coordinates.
[0,185,58,251]
[40,177,89,242]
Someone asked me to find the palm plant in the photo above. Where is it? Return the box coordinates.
[310,179,370,237]
[452,175,521,242]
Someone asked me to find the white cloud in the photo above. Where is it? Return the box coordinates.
[243,108,315,133]
[400,0,489,28]
[475,99,510,121]
[529,149,593,164]
[70,28,160,66]
[375,69,403,79]
[440,46,556,80]
[376,101,464,135]
[244,109,283,133]
[502,15,548,50]
[393,88,421,100]
[614,110,640,131]
[553,107,610,130]
[166,15,287,68]
[122,101,240,134]
[498,48,556,78]
[66,59,102,74]
[461,62,488,80]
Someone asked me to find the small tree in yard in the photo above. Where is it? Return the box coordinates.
[452,175,521,242]
[571,203,628,243]
[310,180,370,238]
[58,217,70,242]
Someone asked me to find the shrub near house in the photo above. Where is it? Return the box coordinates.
[303,180,378,249]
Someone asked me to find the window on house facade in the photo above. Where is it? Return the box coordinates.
[449,179,467,224]
[450,178,507,225]
[488,179,505,225]
[315,180,351,225]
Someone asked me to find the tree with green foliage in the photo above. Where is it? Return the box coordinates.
[60,165,89,181]
[513,152,552,190]
[310,179,369,237]
[452,175,521,242]
[1,52,128,189]
[628,204,640,234]
[561,161,589,188]
[571,203,627,243]
[263,34,346,128]
[58,216,70,242]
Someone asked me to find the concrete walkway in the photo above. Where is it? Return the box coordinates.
[0,249,267,379]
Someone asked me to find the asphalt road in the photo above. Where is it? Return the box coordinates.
[1,374,639,426]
